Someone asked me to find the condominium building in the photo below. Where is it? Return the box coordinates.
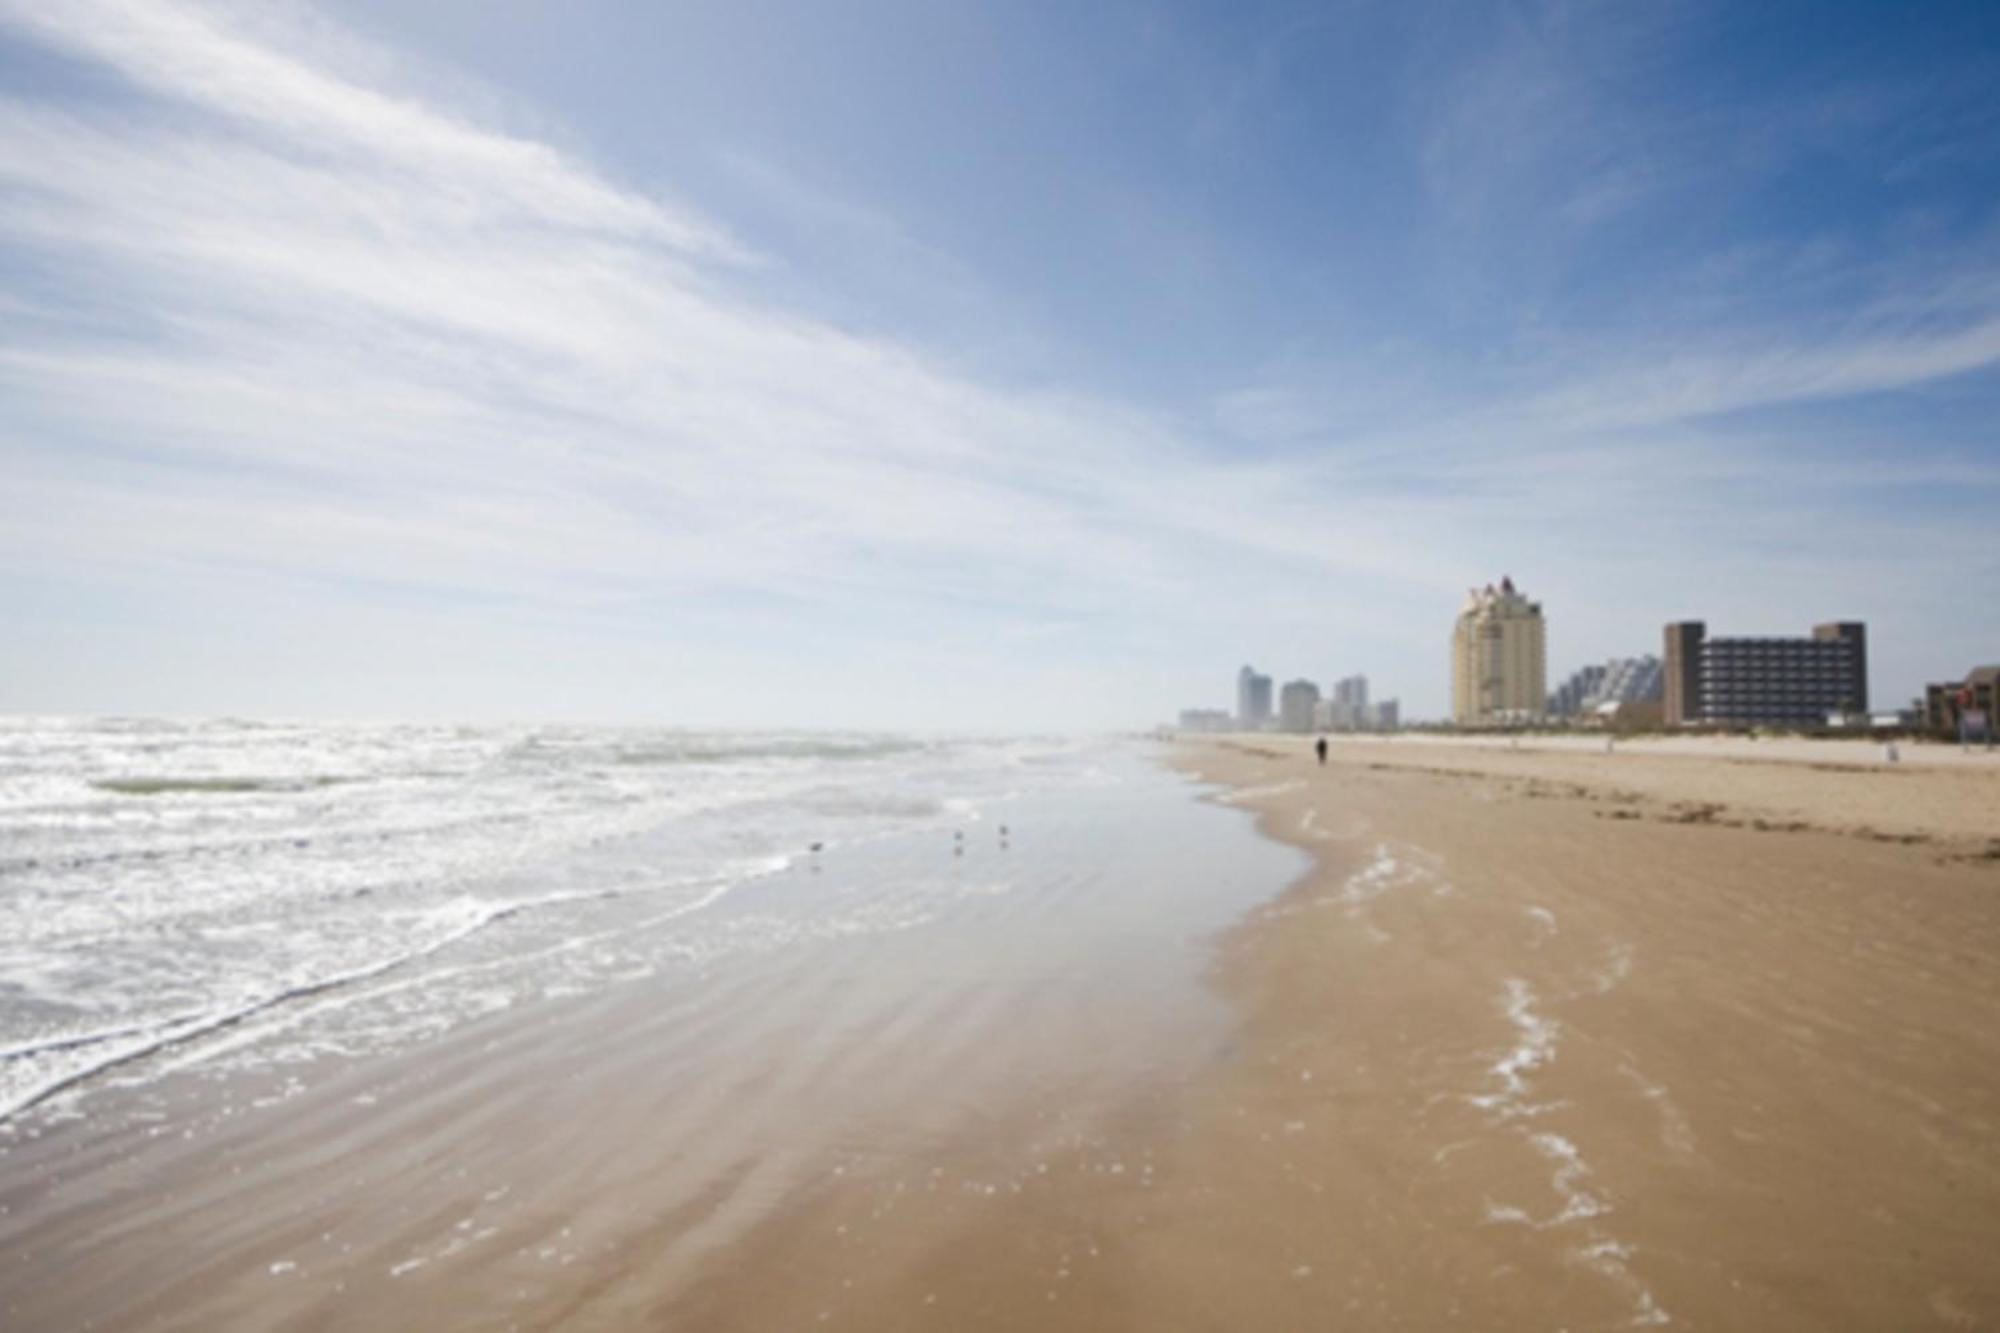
[1451,577,1547,725]
[1236,665,1273,728]
[1549,656,1662,718]
[1663,621,1867,727]
[1547,663,1608,718]
[1278,679,1321,733]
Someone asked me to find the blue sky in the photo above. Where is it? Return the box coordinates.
[2,0,1997,728]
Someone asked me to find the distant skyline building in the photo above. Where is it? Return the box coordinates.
[1548,663,1607,718]
[1188,665,1397,735]
[1549,656,1661,718]
[1452,577,1547,725]
[1597,655,1663,707]
[1317,693,1401,732]
[1663,621,1867,727]
[1925,666,1998,738]
[1278,679,1321,733]
[1236,665,1273,728]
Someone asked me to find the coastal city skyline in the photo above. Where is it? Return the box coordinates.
[2,2,1998,730]
[1187,572,1989,732]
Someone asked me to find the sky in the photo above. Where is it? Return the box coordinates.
[2,0,1997,730]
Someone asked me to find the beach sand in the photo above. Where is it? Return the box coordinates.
[662,737,2000,1330]
[6,737,1999,1329]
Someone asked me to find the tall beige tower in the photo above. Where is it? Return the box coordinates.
[1452,576,1547,725]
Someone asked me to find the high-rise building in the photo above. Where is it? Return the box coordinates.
[1317,676,1369,730]
[1598,655,1663,708]
[1549,656,1661,717]
[1663,621,1867,727]
[1451,577,1547,725]
[1236,665,1273,728]
[1333,675,1368,709]
[1548,663,1608,718]
[1278,679,1321,733]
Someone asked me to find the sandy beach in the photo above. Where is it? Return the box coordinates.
[652,737,2000,1331]
[6,736,1999,1330]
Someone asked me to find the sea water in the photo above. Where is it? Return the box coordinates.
[0,717,1295,1134]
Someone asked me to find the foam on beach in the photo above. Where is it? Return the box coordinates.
[1469,969,1671,1328]
[0,720,1145,1131]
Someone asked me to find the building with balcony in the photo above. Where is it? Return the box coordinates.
[1663,621,1867,728]
[1451,577,1547,725]
[1549,656,1661,718]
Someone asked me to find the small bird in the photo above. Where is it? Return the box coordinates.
[808,841,824,854]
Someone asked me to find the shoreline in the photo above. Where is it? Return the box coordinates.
[0,744,1297,1331]
[5,737,1998,1328]
[666,737,2000,1329]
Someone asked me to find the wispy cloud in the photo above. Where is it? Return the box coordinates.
[0,2,1485,718]
[0,0,1995,725]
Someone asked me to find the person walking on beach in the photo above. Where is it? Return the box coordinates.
[1315,736,1328,766]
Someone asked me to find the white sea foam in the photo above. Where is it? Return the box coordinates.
[1469,978,1560,1118]
[1530,1132,1608,1225]
[1469,974,1670,1328]
[1215,780,1305,806]
[1345,845,1400,900]
[0,719,1117,1128]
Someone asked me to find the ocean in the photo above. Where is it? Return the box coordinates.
[0,716,1298,1138]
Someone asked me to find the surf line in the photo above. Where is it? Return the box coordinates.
[1470,973,1670,1328]
[0,866,768,1126]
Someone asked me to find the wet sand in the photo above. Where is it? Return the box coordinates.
[7,739,2000,1329]
[0,750,1297,1331]
[667,738,2000,1330]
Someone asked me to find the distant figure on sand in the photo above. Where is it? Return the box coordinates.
[1315,737,1328,766]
